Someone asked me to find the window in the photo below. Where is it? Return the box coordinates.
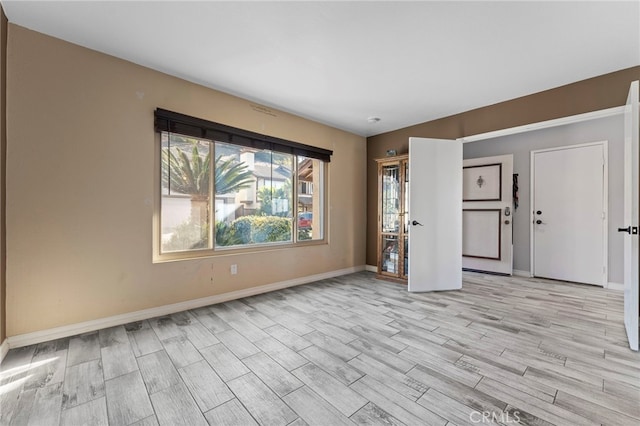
[156,109,330,258]
[297,156,323,241]
[161,133,212,252]
[213,141,294,248]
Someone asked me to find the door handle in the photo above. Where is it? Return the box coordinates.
[411,220,423,226]
[618,226,639,234]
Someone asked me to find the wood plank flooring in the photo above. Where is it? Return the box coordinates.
[1,271,639,425]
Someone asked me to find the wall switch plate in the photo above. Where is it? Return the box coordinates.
[230,264,238,275]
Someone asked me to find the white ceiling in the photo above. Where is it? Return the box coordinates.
[2,1,639,137]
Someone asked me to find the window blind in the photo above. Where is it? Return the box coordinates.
[155,108,332,162]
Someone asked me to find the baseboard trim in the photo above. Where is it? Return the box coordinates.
[0,339,9,364]
[368,265,531,277]
[365,264,377,273]
[607,282,624,291]
[513,269,532,278]
[6,265,365,349]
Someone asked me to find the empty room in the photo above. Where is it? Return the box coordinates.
[0,1,639,425]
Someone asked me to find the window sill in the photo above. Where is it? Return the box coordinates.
[152,239,328,263]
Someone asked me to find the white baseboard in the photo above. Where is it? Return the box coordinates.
[513,269,532,277]
[369,265,530,277]
[6,265,366,349]
[0,339,9,364]
[607,282,624,291]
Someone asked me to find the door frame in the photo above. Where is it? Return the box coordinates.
[529,141,608,286]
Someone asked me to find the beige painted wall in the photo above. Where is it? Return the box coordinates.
[6,25,366,337]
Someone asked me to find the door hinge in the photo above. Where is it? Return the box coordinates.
[602,212,606,220]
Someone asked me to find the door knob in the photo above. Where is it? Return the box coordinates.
[618,226,639,234]
[536,210,542,215]
[536,220,542,225]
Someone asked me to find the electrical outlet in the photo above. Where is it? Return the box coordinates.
[230,264,238,275]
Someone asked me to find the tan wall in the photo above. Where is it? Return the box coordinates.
[366,67,640,266]
[0,8,6,342]
[6,25,367,337]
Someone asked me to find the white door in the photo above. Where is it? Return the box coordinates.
[532,143,607,286]
[622,80,639,351]
[408,137,462,292]
[462,155,513,274]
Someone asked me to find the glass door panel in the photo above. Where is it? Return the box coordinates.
[381,165,400,233]
[403,160,409,234]
[381,235,399,274]
[403,236,409,278]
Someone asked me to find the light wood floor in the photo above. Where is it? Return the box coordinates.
[1,272,639,426]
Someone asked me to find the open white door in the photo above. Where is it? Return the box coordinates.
[408,137,462,292]
[462,155,513,275]
[622,80,639,351]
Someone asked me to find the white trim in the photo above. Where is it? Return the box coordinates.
[459,106,624,143]
[603,143,609,287]
[6,266,365,349]
[365,264,377,273]
[530,141,609,287]
[608,282,624,291]
[0,339,9,364]
[530,150,535,278]
[513,269,532,278]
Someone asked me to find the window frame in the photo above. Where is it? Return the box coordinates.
[153,125,329,263]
